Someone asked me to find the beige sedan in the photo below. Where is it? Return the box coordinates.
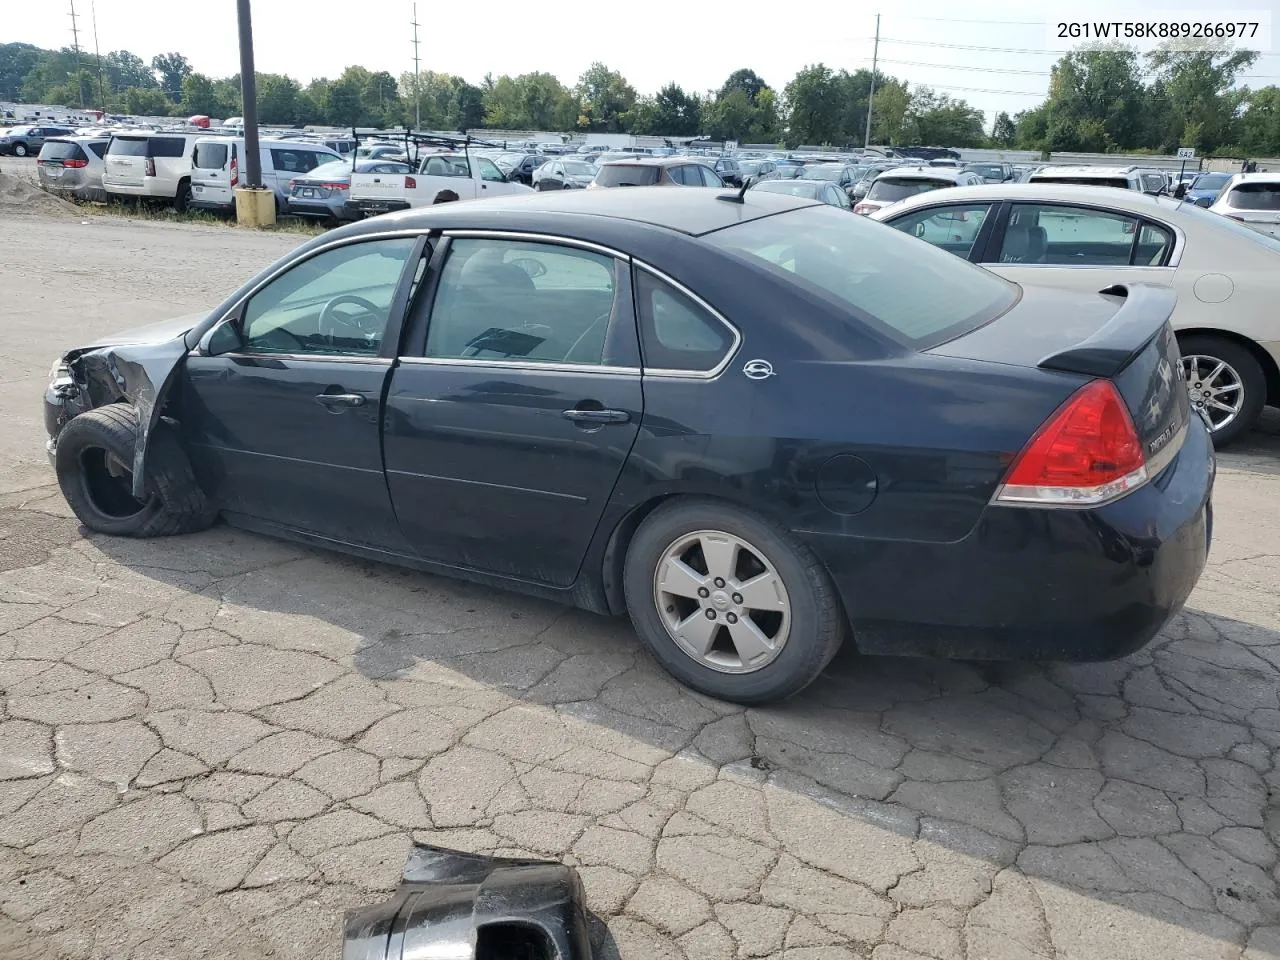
[871,183,1280,445]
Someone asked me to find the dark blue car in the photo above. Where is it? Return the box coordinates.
[42,188,1213,704]
[1184,171,1233,207]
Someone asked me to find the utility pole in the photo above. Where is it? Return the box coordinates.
[90,0,106,116]
[411,3,422,129]
[68,0,84,107]
[864,12,880,149]
[236,0,262,189]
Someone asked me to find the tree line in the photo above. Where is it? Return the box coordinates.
[3,40,1279,155]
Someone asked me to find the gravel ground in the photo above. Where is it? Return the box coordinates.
[2,214,1280,960]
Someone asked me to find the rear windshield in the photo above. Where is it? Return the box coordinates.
[1191,172,1230,190]
[595,164,660,187]
[1227,183,1280,210]
[803,166,845,181]
[755,180,820,198]
[1033,175,1129,188]
[867,177,953,202]
[39,140,85,162]
[966,164,1004,179]
[705,204,1017,349]
[108,137,150,157]
[193,142,228,170]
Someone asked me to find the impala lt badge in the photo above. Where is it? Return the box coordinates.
[743,359,776,380]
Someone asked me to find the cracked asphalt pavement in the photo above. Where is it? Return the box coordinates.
[3,214,1280,960]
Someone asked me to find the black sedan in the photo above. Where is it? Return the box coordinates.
[43,189,1213,704]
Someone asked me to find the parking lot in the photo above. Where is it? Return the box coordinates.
[3,210,1280,960]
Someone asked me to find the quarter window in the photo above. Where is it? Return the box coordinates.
[240,238,417,357]
[634,270,735,373]
[151,137,187,158]
[426,239,622,366]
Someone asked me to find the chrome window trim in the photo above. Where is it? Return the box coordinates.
[218,353,393,365]
[440,230,627,260]
[398,357,641,376]
[196,229,427,356]
[632,261,743,381]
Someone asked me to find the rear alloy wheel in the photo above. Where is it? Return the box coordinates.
[1179,334,1266,447]
[13,143,27,157]
[624,500,844,704]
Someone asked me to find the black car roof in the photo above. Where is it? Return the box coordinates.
[343,186,818,239]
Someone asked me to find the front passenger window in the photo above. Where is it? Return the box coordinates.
[240,238,417,356]
[887,203,992,258]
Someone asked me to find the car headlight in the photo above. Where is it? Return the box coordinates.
[50,359,69,380]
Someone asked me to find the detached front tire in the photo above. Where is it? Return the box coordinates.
[623,499,845,705]
[55,405,215,538]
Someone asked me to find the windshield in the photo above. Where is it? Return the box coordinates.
[966,164,1004,180]
[563,162,595,177]
[1190,172,1231,191]
[867,177,953,202]
[738,161,763,175]
[706,205,1016,349]
[755,180,821,198]
[595,164,660,187]
[803,166,845,181]
[775,166,804,179]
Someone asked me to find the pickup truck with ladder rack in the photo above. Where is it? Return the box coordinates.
[344,129,532,217]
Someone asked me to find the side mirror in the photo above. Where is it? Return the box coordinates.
[202,318,245,356]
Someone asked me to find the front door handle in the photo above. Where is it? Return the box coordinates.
[562,408,630,424]
[316,392,365,409]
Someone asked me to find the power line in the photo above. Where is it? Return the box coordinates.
[888,15,1046,26]
[876,58,1053,76]
[872,35,1280,58]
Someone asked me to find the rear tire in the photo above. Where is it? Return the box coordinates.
[13,143,27,157]
[1178,333,1266,447]
[623,499,845,705]
[55,406,216,538]
[174,179,192,213]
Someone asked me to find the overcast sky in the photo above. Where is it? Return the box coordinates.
[7,0,1280,126]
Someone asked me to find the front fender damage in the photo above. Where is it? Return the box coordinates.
[62,337,189,499]
[343,845,593,960]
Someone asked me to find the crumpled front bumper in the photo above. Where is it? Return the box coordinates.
[343,844,593,960]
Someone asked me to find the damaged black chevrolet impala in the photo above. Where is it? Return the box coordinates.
[43,188,1214,704]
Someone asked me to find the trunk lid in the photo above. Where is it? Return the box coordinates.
[350,171,406,200]
[104,137,149,187]
[930,283,1190,466]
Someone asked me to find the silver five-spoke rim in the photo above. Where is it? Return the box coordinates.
[1183,354,1243,432]
[653,529,790,675]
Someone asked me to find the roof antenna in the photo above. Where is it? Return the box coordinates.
[718,177,751,205]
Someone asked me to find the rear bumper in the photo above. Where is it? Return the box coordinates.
[807,417,1215,661]
[189,197,234,211]
[103,182,160,198]
[345,198,411,216]
[288,199,348,220]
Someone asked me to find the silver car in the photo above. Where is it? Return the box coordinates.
[286,158,411,222]
[36,136,109,201]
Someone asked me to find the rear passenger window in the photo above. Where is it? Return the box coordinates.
[634,270,735,373]
[999,204,1139,266]
[151,137,187,158]
[426,239,622,366]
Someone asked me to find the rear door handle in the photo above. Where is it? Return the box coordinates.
[316,392,365,409]
[562,408,630,424]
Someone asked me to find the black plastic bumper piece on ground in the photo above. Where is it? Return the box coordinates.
[342,845,593,960]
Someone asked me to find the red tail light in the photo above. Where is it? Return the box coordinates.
[63,158,87,168]
[404,175,417,189]
[994,379,1148,507]
[854,202,876,215]
[321,182,349,191]
[144,157,156,177]
[230,155,239,188]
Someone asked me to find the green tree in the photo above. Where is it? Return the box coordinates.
[103,50,155,91]
[180,72,220,117]
[783,64,843,145]
[751,87,779,142]
[650,83,701,136]
[991,111,1016,147]
[483,72,577,130]
[904,87,985,147]
[871,81,910,144]
[123,86,171,116]
[1239,86,1280,155]
[326,77,363,127]
[719,68,766,103]
[150,52,191,101]
[575,62,636,132]
[0,42,43,101]
[703,88,757,141]
[1146,43,1259,152]
[257,73,302,124]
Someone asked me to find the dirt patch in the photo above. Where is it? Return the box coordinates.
[0,172,78,217]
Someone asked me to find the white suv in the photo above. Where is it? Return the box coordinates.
[102,132,202,210]
[853,166,985,215]
[1029,165,1168,194]
[1209,172,1280,239]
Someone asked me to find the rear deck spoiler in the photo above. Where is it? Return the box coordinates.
[1037,284,1176,379]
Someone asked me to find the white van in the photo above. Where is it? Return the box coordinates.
[190,137,342,213]
[102,131,202,210]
